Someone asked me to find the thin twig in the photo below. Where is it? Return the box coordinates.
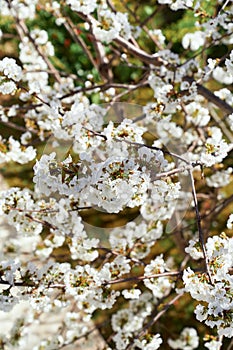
[139,292,183,337]
[188,169,213,284]
[105,271,181,285]
[6,205,92,214]
[25,213,57,230]
[153,164,194,180]
[127,292,184,349]
[201,193,233,219]
[15,18,61,83]
[56,320,109,350]
[62,16,98,71]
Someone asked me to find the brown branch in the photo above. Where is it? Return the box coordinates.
[139,292,183,336]
[196,83,233,116]
[74,12,114,81]
[0,120,37,134]
[97,246,145,266]
[78,12,163,66]
[114,35,163,66]
[80,13,233,116]
[210,106,233,142]
[184,77,233,116]
[56,320,109,350]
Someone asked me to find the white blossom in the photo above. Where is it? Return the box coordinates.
[0,58,22,81]
[149,29,166,45]
[204,338,222,350]
[185,101,210,126]
[168,327,199,350]
[7,137,36,164]
[93,10,131,43]
[122,289,141,300]
[144,255,174,299]
[225,50,233,77]
[0,0,38,19]
[182,31,205,51]
[134,334,162,349]
[0,57,22,94]
[183,235,233,337]
[213,66,233,85]
[0,1,233,348]
[206,168,232,188]
[227,214,233,230]
[185,238,204,260]
[228,113,233,131]
[66,0,97,14]
[158,0,194,10]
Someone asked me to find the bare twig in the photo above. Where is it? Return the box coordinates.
[6,205,92,214]
[14,17,61,83]
[153,164,194,180]
[105,271,181,285]
[127,292,184,349]
[25,213,57,230]
[56,320,109,350]
[61,16,98,71]
[188,169,213,284]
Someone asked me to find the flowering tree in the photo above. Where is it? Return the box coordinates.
[0,0,233,349]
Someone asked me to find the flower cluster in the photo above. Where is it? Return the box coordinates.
[111,291,161,349]
[0,58,22,95]
[0,0,38,19]
[144,255,174,299]
[183,234,233,338]
[19,29,54,94]
[66,0,97,15]
[93,9,131,43]
[0,136,36,164]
